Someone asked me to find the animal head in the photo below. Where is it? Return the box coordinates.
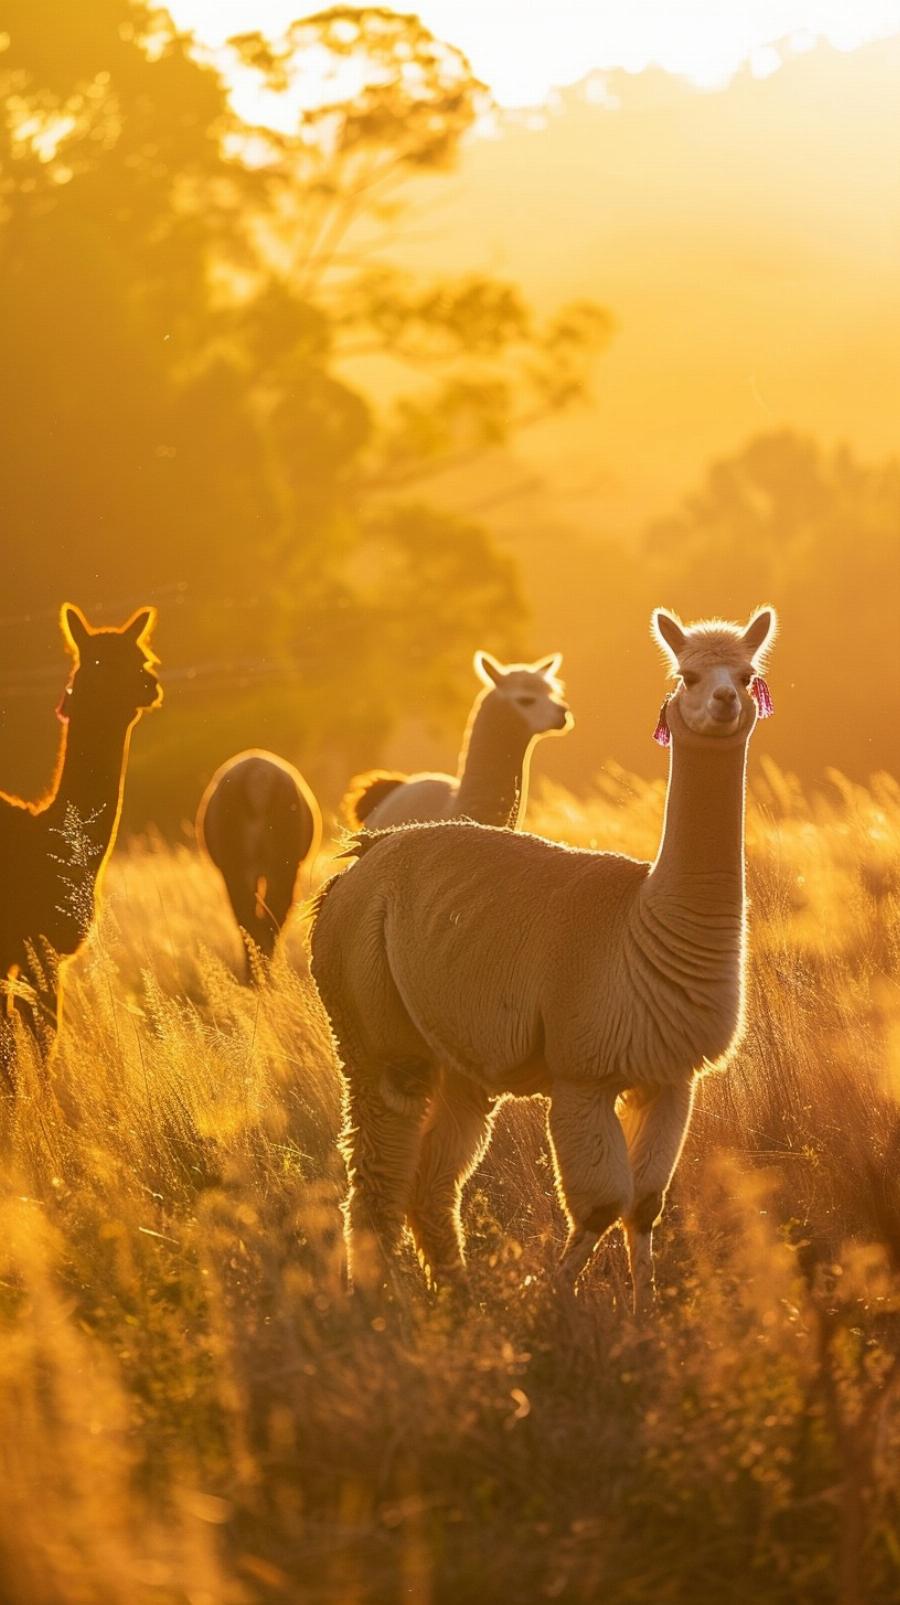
[474,650,572,735]
[59,603,163,723]
[651,607,777,744]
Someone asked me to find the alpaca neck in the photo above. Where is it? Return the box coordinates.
[45,706,136,865]
[646,726,750,917]
[454,692,533,828]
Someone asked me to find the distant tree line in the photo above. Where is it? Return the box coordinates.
[541,429,900,786]
[649,429,900,779]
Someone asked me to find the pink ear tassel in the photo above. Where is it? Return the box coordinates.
[653,697,672,746]
[751,676,774,718]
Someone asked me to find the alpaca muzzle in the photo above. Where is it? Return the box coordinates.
[653,680,774,745]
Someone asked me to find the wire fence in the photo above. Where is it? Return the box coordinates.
[0,586,310,701]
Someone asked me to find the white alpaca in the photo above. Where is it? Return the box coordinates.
[310,608,777,1312]
[343,652,572,831]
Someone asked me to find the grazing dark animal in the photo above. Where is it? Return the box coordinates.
[0,604,162,1069]
[196,750,321,981]
[343,651,572,832]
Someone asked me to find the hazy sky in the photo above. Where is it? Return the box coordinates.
[172,0,900,104]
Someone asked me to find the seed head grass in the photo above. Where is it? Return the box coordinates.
[2,767,898,1604]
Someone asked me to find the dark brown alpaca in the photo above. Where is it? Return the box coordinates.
[0,604,162,1068]
[196,750,321,982]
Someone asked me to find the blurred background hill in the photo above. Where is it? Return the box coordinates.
[1,4,898,829]
[415,38,900,525]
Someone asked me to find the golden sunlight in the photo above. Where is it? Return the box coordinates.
[3,2,900,1598]
[173,0,900,109]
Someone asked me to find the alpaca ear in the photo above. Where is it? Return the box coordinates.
[474,650,505,687]
[534,652,563,678]
[60,603,92,657]
[122,606,157,646]
[741,606,777,664]
[652,608,686,664]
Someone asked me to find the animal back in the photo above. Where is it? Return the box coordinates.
[343,771,406,829]
[197,751,319,887]
[348,773,457,830]
[312,822,606,1090]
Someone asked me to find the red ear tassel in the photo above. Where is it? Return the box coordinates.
[751,676,774,718]
[653,696,671,746]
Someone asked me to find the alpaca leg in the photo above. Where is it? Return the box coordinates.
[618,1080,695,1316]
[225,882,272,980]
[341,1063,432,1290]
[260,871,296,956]
[407,1071,494,1288]
[548,1079,633,1285]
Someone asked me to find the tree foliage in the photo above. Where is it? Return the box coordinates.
[645,430,900,776]
[0,2,610,825]
[504,429,900,788]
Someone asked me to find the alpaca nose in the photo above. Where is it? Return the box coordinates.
[712,685,738,712]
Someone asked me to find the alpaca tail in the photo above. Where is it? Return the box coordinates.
[342,770,406,829]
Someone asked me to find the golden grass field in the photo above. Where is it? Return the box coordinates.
[3,764,899,1605]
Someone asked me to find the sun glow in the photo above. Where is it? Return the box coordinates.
[171,0,900,114]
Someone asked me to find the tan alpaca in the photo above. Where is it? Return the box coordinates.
[343,652,572,831]
[310,608,777,1312]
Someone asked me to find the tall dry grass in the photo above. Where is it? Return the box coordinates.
[1,765,899,1605]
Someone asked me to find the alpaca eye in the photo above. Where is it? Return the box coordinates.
[740,672,753,686]
[517,696,536,708]
[681,672,699,688]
